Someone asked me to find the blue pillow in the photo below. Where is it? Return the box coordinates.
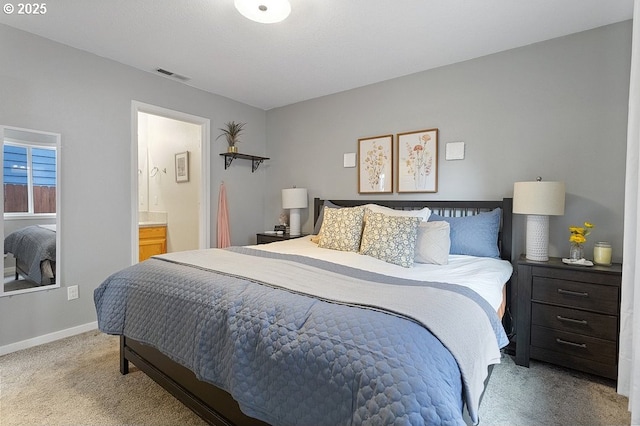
[428,208,501,258]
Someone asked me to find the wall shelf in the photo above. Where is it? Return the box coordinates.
[220,152,269,173]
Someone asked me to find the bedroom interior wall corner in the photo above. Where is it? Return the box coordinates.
[0,23,267,350]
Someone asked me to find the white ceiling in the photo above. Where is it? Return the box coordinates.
[0,0,634,110]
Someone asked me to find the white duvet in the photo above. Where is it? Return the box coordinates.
[249,236,513,313]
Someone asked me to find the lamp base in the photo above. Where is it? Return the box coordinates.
[289,208,301,236]
[525,214,550,261]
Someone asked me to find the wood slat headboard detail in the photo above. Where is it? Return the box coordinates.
[313,198,513,262]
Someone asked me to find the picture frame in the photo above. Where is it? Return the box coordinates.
[358,134,393,193]
[175,151,189,183]
[397,128,438,193]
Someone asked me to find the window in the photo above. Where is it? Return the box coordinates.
[3,142,57,215]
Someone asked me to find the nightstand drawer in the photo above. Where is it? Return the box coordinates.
[531,326,617,364]
[532,277,619,315]
[531,303,618,341]
[257,234,283,244]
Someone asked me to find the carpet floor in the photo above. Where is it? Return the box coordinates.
[0,330,631,425]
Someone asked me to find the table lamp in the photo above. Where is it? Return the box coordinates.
[282,187,308,236]
[513,178,565,261]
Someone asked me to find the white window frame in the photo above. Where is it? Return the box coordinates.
[3,138,57,220]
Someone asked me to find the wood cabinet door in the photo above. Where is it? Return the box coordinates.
[139,226,167,261]
[139,238,166,261]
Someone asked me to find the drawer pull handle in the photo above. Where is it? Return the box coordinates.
[557,288,589,297]
[556,338,587,349]
[556,315,588,325]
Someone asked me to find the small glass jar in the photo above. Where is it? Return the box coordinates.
[569,243,584,261]
[593,241,612,266]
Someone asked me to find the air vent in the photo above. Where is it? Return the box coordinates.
[155,68,191,82]
[156,68,173,76]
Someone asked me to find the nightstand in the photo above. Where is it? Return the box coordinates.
[256,233,308,245]
[515,255,622,380]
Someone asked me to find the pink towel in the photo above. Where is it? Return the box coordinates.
[217,182,231,248]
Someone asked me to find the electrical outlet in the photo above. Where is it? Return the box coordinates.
[67,285,79,300]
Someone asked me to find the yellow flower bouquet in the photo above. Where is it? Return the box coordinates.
[569,222,594,244]
[568,222,594,260]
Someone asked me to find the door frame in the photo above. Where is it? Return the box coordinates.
[131,101,211,264]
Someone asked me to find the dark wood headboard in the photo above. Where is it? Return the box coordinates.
[313,198,513,262]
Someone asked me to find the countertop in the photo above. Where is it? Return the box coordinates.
[138,221,167,228]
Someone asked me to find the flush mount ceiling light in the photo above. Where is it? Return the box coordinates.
[234,0,291,24]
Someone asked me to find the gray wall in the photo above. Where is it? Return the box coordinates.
[265,21,631,263]
[0,24,267,347]
[0,20,631,349]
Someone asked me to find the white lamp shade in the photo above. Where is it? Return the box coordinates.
[282,188,308,209]
[234,0,291,23]
[513,181,565,216]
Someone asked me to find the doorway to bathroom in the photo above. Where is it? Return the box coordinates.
[131,102,210,264]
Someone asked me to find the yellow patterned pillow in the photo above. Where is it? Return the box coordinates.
[360,211,421,267]
[317,206,365,252]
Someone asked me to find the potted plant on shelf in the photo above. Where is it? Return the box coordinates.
[217,121,246,153]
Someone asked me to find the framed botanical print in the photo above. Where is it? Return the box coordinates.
[358,134,393,193]
[397,128,438,193]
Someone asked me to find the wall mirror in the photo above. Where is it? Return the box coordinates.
[1,126,60,296]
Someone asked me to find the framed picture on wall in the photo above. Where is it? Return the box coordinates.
[358,134,393,193]
[397,128,438,193]
[175,151,189,183]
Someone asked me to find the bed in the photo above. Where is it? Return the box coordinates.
[94,198,514,425]
[4,224,56,286]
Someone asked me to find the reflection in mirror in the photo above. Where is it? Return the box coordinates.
[1,126,60,296]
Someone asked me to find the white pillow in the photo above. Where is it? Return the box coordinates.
[414,221,451,265]
[365,204,431,222]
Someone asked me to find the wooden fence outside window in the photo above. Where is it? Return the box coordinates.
[4,184,56,213]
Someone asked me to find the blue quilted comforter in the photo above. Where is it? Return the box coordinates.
[4,225,56,284]
[94,247,507,425]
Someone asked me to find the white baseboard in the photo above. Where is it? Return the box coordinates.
[0,321,98,356]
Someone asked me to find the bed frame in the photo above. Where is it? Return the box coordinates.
[15,257,56,286]
[119,198,514,426]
